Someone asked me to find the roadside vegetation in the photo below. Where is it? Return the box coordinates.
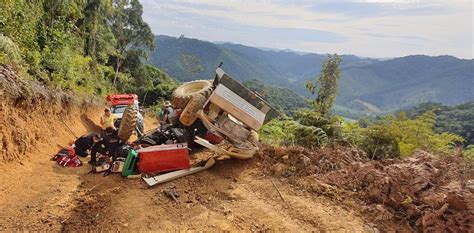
[0,0,176,106]
[260,54,472,164]
[401,101,474,145]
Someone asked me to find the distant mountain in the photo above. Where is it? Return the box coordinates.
[242,79,309,115]
[338,55,474,110]
[150,35,474,113]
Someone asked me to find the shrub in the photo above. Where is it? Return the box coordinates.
[343,111,464,159]
[0,35,22,66]
[294,108,343,141]
[259,117,328,148]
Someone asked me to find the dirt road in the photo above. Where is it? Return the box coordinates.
[0,116,370,231]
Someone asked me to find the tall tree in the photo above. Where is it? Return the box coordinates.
[305,54,342,116]
[109,0,154,85]
[83,0,115,64]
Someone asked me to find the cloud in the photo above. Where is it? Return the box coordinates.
[307,1,455,18]
[141,0,473,58]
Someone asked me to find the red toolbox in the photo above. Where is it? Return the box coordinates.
[136,143,190,174]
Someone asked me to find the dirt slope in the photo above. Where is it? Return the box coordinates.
[0,113,370,231]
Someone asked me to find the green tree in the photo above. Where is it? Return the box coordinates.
[0,35,21,66]
[294,108,343,140]
[82,0,116,65]
[402,101,474,145]
[1,0,172,102]
[109,0,154,85]
[344,111,464,159]
[305,54,342,117]
[123,65,178,106]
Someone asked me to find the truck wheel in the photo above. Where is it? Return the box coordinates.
[118,105,138,142]
[172,80,213,109]
[179,94,207,126]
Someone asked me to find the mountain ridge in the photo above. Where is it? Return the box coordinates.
[150,35,474,112]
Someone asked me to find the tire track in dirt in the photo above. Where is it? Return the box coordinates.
[225,172,368,232]
[0,113,101,231]
[59,156,368,231]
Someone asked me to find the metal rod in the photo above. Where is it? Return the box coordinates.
[60,119,77,138]
[271,178,286,203]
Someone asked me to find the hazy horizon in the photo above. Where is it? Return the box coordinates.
[142,0,473,59]
[154,33,473,60]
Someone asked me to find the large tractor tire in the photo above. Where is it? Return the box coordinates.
[117,105,138,142]
[179,94,207,126]
[172,80,213,109]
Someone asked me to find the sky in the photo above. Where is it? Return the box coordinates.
[141,0,473,59]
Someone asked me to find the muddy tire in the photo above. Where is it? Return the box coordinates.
[179,94,207,126]
[172,80,213,109]
[117,105,138,142]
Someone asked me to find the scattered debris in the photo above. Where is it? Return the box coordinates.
[126,174,142,179]
[259,146,474,231]
[142,157,215,187]
[270,179,286,204]
[163,186,180,203]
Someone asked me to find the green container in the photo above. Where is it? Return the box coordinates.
[122,149,138,177]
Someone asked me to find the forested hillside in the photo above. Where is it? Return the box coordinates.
[338,56,474,110]
[401,102,474,145]
[150,35,474,112]
[242,79,309,114]
[1,1,176,105]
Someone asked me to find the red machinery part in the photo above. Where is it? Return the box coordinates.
[205,132,224,144]
[136,143,190,174]
[106,94,138,106]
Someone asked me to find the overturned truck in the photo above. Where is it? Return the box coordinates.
[137,66,278,159]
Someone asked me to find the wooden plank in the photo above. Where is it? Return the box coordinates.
[142,158,215,186]
[209,85,265,131]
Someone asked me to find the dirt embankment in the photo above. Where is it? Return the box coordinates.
[0,65,103,231]
[259,145,474,231]
[0,65,102,163]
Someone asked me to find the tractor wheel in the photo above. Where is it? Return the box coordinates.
[172,80,213,109]
[117,105,138,142]
[179,94,207,126]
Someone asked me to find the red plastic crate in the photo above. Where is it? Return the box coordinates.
[136,143,190,174]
